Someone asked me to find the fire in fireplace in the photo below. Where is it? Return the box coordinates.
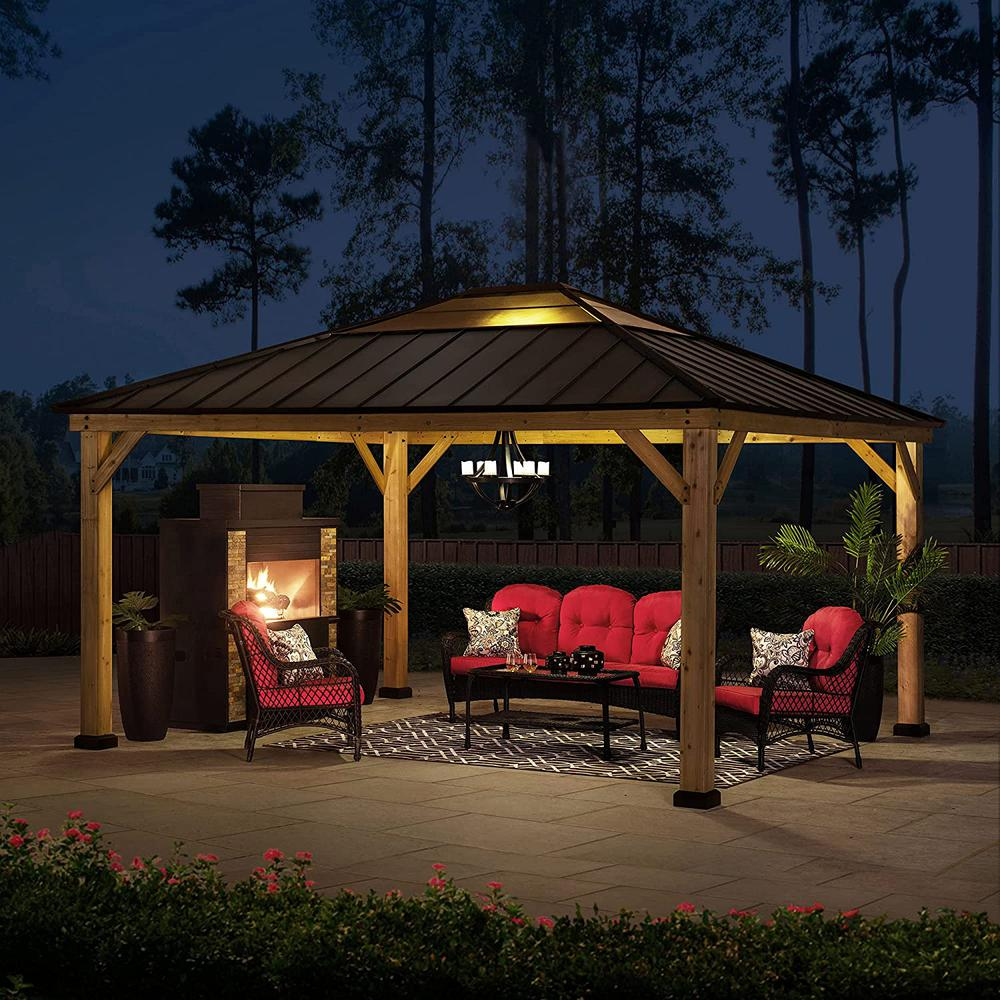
[246,560,320,621]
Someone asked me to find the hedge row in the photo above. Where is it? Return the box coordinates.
[339,561,1000,663]
[1,809,997,999]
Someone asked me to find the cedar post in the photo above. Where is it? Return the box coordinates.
[893,442,929,736]
[380,431,411,698]
[75,430,117,749]
[674,428,720,808]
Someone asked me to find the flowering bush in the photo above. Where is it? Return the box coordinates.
[1,807,997,998]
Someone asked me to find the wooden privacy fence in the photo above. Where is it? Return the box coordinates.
[1,532,996,634]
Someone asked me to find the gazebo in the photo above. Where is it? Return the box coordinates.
[59,284,941,808]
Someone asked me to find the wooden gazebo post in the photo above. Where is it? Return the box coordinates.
[381,431,411,698]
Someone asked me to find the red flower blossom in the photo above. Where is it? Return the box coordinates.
[131,857,145,870]
[12,818,29,827]
[263,848,283,862]
[431,863,447,872]
[538,916,555,929]
[427,877,446,890]
[85,822,101,832]
[481,904,497,913]
[107,849,121,860]
[511,917,525,926]
[80,834,93,844]
[110,861,124,873]
[67,810,83,820]
[253,867,266,878]
[8,835,25,849]
[167,877,180,885]
[728,908,756,919]
[65,828,82,840]
[294,850,312,862]
[36,828,49,840]
[675,902,697,914]
[486,881,503,890]
[266,882,280,894]
[304,880,316,889]
[840,908,860,919]
[196,853,219,863]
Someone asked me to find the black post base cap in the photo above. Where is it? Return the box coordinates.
[892,722,931,738]
[73,733,118,751]
[673,788,722,810]
[378,686,413,700]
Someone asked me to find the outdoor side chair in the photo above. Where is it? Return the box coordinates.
[714,619,874,772]
[221,609,363,763]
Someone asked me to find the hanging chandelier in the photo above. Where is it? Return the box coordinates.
[460,431,550,510]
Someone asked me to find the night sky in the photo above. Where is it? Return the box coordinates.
[2,0,994,411]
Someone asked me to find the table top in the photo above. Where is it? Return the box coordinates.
[468,665,640,685]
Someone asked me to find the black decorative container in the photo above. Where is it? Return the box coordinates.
[546,651,570,675]
[337,609,381,706]
[116,628,176,741]
[853,654,884,742]
[570,644,604,676]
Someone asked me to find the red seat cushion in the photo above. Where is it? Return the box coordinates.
[230,600,279,688]
[716,685,851,716]
[608,663,679,690]
[630,591,682,665]
[449,656,507,676]
[803,606,864,692]
[492,584,562,656]
[258,676,359,709]
[558,585,635,663]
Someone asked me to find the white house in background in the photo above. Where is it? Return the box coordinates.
[113,443,183,492]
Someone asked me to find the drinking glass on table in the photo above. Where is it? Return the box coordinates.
[524,652,537,673]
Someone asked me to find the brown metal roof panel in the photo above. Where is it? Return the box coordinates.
[502,327,629,406]
[602,361,698,406]
[316,330,468,408]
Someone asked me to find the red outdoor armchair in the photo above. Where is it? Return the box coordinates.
[221,607,363,763]
[715,607,875,771]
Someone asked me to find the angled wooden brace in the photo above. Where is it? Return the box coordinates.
[615,428,690,505]
[92,431,145,494]
[352,433,385,493]
[714,431,746,504]
[846,440,896,493]
[408,434,456,494]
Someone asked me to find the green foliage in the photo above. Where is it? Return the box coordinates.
[760,483,947,655]
[0,0,60,81]
[110,592,183,632]
[1,807,997,999]
[0,626,79,658]
[337,583,401,616]
[338,560,998,673]
[159,440,250,519]
[153,105,323,337]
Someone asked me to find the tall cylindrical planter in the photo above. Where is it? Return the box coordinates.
[337,609,382,706]
[116,628,176,741]
[853,654,884,743]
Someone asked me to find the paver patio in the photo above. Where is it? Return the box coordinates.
[1,656,996,920]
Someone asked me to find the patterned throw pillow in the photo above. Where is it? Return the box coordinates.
[269,624,325,686]
[463,607,521,657]
[659,619,683,668]
[749,628,814,685]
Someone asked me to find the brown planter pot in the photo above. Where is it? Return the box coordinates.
[337,609,382,706]
[853,654,884,743]
[116,628,176,741]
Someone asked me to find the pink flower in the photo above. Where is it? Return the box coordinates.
[427,877,446,890]
[385,889,401,899]
[264,872,278,882]
[431,863,447,872]
[481,904,497,913]
[85,822,101,832]
[253,867,266,878]
[167,877,180,885]
[511,917,525,926]
[840,908,860,919]
[65,828,81,840]
[36,828,49,840]
[266,882,279,894]
[538,916,555,929]
[131,857,145,870]
[110,861,124,873]
[107,849,121,860]
[81,834,93,844]
[294,851,312,862]
[12,818,29,827]
[67,810,83,820]
[263,848,283,862]
[486,881,503,891]
[675,902,696,914]
[304,880,316,889]
[196,853,218,863]
[8,835,25,849]
[728,908,756,918]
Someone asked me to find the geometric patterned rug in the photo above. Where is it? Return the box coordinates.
[271,712,846,787]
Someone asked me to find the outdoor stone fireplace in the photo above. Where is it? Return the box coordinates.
[160,484,338,730]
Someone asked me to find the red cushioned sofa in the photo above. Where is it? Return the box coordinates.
[440,584,682,728]
[715,606,874,771]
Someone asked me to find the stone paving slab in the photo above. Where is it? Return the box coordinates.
[0,657,997,920]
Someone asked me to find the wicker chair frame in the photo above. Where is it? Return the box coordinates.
[440,632,679,733]
[715,624,874,771]
[221,611,363,763]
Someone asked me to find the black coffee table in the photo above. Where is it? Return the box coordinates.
[464,666,646,761]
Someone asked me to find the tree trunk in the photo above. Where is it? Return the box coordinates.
[554,0,569,283]
[523,2,542,284]
[856,222,872,394]
[601,470,614,541]
[627,29,647,311]
[419,0,436,304]
[788,0,816,528]
[972,0,994,535]
[593,0,609,298]
[881,21,911,404]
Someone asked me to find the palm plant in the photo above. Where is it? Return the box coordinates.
[111,592,184,632]
[759,482,946,655]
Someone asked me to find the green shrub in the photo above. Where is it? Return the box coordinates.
[1,807,997,999]
[0,625,80,658]
[339,561,999,663]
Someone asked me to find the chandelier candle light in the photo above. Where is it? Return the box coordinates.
[461,431,550,510]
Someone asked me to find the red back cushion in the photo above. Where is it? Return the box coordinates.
[630,591,682,665]
[492,584,562,656]
[803,606,864,692]
[558,585,636,663]
[230,600,278,687]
